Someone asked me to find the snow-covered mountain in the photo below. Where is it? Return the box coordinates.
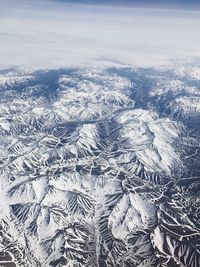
[0,65,199,267]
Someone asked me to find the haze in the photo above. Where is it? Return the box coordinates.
[1,0,200,70]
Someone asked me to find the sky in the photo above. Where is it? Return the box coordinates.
[0,0,200,70]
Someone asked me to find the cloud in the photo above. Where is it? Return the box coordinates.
[0,0,200,70]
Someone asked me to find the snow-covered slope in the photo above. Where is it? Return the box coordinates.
[0,66,199,267]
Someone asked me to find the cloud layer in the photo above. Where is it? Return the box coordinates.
[1,0,200,70]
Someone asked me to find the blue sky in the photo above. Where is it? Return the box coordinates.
[52,0,200,7]
[0,0,200,70]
